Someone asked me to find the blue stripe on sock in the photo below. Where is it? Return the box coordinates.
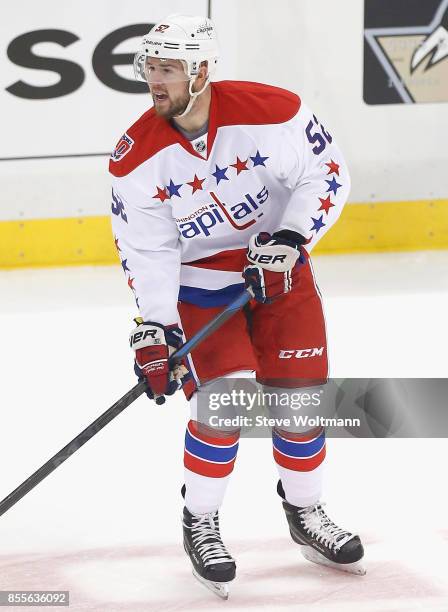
[272,430,325,458]
[185,429,239,463]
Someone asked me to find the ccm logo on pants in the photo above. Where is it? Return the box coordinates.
[279,347,324,359]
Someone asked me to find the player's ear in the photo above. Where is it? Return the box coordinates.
[196,61,209,86]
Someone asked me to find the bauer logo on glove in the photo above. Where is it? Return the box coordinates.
[129,320,191,403]
[247,232,301,271]
[243,230,306,303]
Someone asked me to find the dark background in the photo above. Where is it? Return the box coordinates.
[363,0,443,104]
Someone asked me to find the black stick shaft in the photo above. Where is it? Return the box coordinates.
[0,289,252,517]
[0,381,147,517]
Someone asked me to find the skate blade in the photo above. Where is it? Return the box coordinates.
[192,567,230,599]
[300,545,366,576]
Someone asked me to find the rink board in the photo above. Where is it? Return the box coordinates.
[2,0,447,269]
[1,199,448,268]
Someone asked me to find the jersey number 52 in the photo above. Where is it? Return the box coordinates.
[305,115,333,155]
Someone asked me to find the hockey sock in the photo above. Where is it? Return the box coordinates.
[272,426,326,508]
[184,420,240,515]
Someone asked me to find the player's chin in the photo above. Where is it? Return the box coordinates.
[161,106,188,120]
[153,99,172,118]
[154,103,183,119]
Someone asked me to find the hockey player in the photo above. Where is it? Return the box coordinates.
[110,14,365,599]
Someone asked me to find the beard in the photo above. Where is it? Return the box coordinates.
[152,88,191,119]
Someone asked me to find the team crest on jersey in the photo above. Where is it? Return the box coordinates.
[111,133,134,162]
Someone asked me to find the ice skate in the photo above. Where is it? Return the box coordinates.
[279,482,366,575]
[182,506,236,599]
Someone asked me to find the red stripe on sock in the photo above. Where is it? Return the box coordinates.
[184,451,236,478]
[273,445,326,472]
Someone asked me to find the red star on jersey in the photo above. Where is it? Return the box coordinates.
[187,174,206,194]
[114,237,121,251]
[230,157,249,175]
[318,195,335,215]
[153,186,170,202]
[127,276,135,291]
[325,160,340,176]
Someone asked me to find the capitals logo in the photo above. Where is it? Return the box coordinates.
[176,186,269,239]
[111,133,134,162]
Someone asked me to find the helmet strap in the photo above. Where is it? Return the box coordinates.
[173,75,210,119]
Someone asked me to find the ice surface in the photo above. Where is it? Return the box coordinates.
[0,251,447,611]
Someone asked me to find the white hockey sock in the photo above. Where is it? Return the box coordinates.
[184,370,254,515]
[277,463,324,508]
[184,469,231,515]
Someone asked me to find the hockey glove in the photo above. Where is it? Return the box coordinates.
[243,230,306,304]
[129,320,190,403]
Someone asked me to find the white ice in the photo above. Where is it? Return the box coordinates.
[0,251,447,611]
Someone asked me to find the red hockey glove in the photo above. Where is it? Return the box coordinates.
[129,320,190,403]
[243,230,306,304]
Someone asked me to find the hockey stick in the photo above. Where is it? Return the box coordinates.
[0,288,253,518]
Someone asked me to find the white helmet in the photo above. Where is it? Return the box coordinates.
[134,14,219,116]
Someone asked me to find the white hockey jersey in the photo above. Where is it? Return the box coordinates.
[109,81,350,325]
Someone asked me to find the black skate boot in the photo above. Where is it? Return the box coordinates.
[278,480,366,575]
[182,506,236,599]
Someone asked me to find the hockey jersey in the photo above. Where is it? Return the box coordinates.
[109,80,350,325]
